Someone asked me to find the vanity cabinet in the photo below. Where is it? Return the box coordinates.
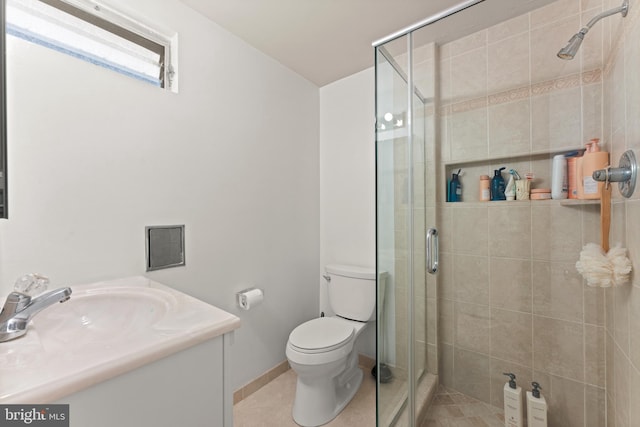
[57,333,234,427]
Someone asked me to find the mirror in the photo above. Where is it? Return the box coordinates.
[0,0,6,218]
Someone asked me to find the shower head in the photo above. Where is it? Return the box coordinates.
[557,31,586,60]
[557,0,629,60]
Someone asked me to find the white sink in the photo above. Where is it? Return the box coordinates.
[33,287,174,350]
[0,276,240,403]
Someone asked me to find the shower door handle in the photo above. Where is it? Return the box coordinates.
[426,228,439,275]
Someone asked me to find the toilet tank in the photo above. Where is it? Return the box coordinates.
[326,264,379,322]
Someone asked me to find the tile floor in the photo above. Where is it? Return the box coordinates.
[233,366,376,427]
[233,368,504,427]
[421,386,505,427]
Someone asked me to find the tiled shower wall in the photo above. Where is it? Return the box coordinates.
[435,0,634,425]
[601,0,640,425]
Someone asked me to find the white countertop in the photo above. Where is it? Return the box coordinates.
[0,276,240,403]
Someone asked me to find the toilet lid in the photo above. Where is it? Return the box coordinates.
[289,317,354,353]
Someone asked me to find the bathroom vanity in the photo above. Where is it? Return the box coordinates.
[0,276,240,427]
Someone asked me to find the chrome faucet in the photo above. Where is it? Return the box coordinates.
[0,287,72,342]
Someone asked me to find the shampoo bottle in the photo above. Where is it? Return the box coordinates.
[526,382,548,427]
[503,373,523,427]
[491,167,506,201]
[582,138,609,200]
[449,169,462,202]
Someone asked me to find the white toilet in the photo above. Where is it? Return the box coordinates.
[286,264,380,427]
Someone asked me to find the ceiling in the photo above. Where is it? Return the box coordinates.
[179,0,555,87]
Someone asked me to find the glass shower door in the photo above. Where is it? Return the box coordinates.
[376,33,435,427]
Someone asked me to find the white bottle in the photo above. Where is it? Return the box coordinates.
[503,373,523,427]
[551,154,568,199]
[526,382,548,427]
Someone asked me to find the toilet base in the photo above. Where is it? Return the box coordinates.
[292,365,363,427]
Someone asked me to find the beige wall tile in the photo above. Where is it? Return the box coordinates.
[455,254,490,305]
[585,384,607,427]
[625,20,640,151]
[607,391,617,427]
[610,47,626,135]
[488,14,530,44]
[453,348,491,403]
[533,315,585,381]
[606,287,615,332]
[581,10,605,70]
[439,252,455,300]
[629,364,640,426]
[488,206,532,258]
[627,201,640,283]
[449,30,487,57]
[614,344,630,427]
[452,206,489,256]
[490,257,533,313]
[606,331,615,402]
[438,206,452,253]
[614,284,631,355]
[548,375,585,427]
[488,99,531,157]
[439,298,454,345]
[530,0,580,29]
[532,204,583,262]
[455,301,491,354]
[582,83,603,143]
[487,32,530,95]
[584,283,605,325]
[490,308,533,367]
[441,343,455,388]
[629,284,640,371]
[531,86,583,151]
[584,324,606,387]
[439,57,452,104]
[427,297,437,345]
[531,16,582,83]
[532,261,584,322]
[449,108,488,161]
[451,48,487,102]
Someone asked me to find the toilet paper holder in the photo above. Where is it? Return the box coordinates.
[236,287,264,310]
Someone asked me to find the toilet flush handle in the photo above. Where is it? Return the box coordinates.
[322,274,331,282]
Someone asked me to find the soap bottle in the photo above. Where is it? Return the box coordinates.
[526,382,548,427]
[479,175,490,201]
[503,373,523,427]
[551,154,568,199]
[449,169,462,202]
[491,167,506,201]
[566,151,581,199]
[582,138,609,200]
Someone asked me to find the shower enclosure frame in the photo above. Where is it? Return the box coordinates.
[374,1,485,425]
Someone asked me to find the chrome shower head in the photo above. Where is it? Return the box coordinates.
[557,31,586,60]
[557,0,629,60]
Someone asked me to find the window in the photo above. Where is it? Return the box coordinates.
[6,0,177,90]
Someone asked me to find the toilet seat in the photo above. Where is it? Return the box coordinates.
[288,317,354,354]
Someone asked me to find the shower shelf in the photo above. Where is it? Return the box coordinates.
[442,146,584,167]
[558,199,600,206]
[441,146,602,206]
[443,199,601,207]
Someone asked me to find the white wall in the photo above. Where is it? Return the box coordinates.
[319,68,376,357]
[0,0,319,392]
